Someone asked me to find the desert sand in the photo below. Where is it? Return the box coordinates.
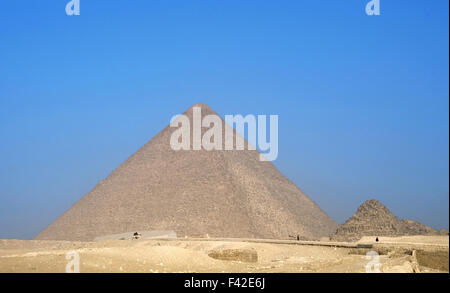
[0,236,447,273]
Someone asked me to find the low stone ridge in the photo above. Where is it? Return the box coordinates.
[399,219,438,236]
[439,229,449,236]
[94,230,177,241]
[208,248,258,263]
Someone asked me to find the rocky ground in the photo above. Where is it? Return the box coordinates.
[0,236,448,273]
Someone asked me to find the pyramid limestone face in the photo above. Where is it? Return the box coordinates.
[35,103,338,241]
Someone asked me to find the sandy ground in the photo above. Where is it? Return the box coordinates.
[0,236,448,273]
[358,235,449,246]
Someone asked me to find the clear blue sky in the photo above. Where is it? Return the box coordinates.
[0,1,448,239]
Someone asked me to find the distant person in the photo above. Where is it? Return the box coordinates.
[376,237,379,243]
[297,235,300,241]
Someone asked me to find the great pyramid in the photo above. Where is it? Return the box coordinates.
[36,103,337,241]
[331,199,438,241]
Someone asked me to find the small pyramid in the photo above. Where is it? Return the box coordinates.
[331,200,401,242]
[35,103,337,241]
[332,199,438,241]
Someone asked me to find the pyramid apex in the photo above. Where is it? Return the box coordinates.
[363,199,380,204]
[189,102,213,109]
[361,199,384,207]
[183,102,217,116]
